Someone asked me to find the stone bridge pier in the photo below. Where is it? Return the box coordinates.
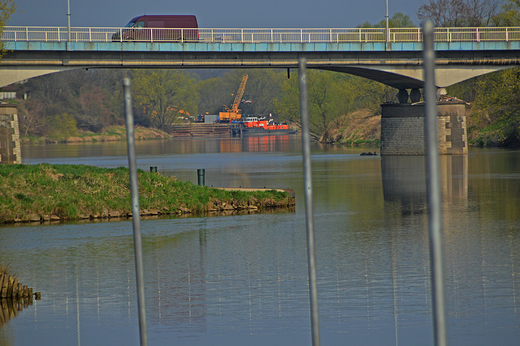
[0,104,22,164]
[380,93,468,156]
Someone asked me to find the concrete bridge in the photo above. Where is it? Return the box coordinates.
[2,26,520,92]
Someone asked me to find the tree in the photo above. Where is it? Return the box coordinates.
[196,76,227,115]
[17,69,127,136]
[18,97,47,136]
[131,70,199,129]
[78,85,115,132]
[471,68,520,146]
[274,70,367,141]
[21,71,82,136]
[0,0,16,58]
[47,113,79,141]
[492,0,520,26]
[417,0,499,27]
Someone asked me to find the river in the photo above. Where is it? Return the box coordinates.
[1,136,519,345]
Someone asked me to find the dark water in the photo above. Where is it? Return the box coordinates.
[1,137,519,345]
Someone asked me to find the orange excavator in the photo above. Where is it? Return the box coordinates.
[219,74,248,122]
[166,105,190,118]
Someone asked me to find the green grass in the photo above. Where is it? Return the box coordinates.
[0,164,294,223]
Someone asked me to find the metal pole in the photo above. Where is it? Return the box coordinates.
[197,168,205,186]
[67,0,71,42]
[298,58,321,346]
[422,20,447,346]
[123,78,148,346]
[386,0,390,43]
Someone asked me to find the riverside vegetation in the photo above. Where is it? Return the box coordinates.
[0,164,295,224]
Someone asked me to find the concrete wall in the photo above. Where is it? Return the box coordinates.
[380,102,467,156]
[0,104,22,164]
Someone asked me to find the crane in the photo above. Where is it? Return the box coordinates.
[219,74,248,122]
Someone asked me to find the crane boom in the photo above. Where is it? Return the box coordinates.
[231,74,248,113]
[219,74,248,122]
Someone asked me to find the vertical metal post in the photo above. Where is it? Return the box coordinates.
[422,20,447,346]
[67,0,71,42]
[123,78,148,346]
[298,58,321,346]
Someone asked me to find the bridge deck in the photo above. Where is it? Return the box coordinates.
[5,40,520,52]
[4,26,520,52]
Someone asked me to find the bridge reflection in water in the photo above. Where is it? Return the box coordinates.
[382,155,468,215]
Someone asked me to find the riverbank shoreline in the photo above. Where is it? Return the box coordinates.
[20,125,172,145]
[0,164,295,225]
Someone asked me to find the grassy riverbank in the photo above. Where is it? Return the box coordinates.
[324,108,381,146]
[0,164,294,224]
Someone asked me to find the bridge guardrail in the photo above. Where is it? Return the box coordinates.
[3,26,520,43]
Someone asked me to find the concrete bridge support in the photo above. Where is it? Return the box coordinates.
[380,101,467,156]
[0,104,22,164]
[397,88,422,104]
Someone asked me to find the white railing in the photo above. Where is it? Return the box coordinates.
[3,26,520,44]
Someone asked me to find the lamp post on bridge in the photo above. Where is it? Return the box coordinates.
[67,0,71,42]
[386,0,390,43]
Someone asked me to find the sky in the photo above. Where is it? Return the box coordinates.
[8,0,427,28]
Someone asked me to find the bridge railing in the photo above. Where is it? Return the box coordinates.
[4,26,520,43]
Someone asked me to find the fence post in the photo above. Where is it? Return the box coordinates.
[299,58,321,346]
[422,20,447,346]
[123,78,149,346]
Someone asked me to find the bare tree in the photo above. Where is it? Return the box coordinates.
[418,0,500,27]
[467,0,501,25]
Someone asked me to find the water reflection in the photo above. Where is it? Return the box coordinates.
[21,135,298,163]
[439,155,468,206]
[0,297,34,326]
[381,155,468,215]
[146,229,208,333]
[241,135,291,152]
[382,156,427,215]
[5,141,520,345]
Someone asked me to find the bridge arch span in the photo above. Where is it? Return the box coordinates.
[317,64,516,89]
[1,41,519,91]
[0,66,78,88]
[0,63,516,91]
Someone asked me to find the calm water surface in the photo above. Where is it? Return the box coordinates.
[1,136,519,345]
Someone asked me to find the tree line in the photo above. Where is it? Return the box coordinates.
[10,68,395,141]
